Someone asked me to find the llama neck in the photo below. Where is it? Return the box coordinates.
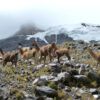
[0,49,4,56]
[88,49,97,59]
[34,44,40,51]
[19,48,24,55]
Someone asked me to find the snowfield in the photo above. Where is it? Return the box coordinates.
[26,23,100,42]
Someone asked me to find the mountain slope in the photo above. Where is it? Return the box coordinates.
[1,23,100,51]
[26,23,100,43]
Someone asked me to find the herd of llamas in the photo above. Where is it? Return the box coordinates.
[0,41,100,67]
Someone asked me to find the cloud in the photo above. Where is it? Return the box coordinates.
[0,0,100,39]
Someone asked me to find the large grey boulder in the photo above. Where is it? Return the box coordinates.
[35,86,57,97]
[88,71,99,81]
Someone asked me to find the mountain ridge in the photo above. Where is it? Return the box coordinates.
[0,23,100,51]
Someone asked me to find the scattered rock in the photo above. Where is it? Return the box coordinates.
[69,69,78,76]
[93,94,100,99]
[89,88,98,94]
[64,61,74,68]
[45,97,53,100]
[74,75,89,85]
[64,86,71,92]
[88,71,99,81]
[57,72,71,82]
[78,65,85,75]
[35,86,57,97]
[32,78,48,86]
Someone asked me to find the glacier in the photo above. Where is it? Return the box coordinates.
[26,23,100,43]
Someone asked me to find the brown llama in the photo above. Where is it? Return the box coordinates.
[55,47,71,63]
[0,48,18,66]
[33,42,48,64]
[44,42,57,61]
[88,47,100,66]
[18,47,36,60]
[33,42,57,63]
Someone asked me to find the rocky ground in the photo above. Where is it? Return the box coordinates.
[0,41,100,100]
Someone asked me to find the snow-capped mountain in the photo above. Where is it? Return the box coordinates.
[0,23,100,51]
[26,23,100,43]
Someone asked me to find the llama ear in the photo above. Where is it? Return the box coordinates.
[67,47,70,49]
[18,43,22,46]
[18,43,22,48]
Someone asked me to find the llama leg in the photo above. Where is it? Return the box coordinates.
[97,61,99,67]
[44,56,46,64]
[13,57,17,66]
[57,56,60,63]
[14,60,17,66]
[49,53,52,62]
[3,62,5,66]
[33,53,37,64]
[66,54,71,61]
[39,54,42,64]
[3,61,7,66]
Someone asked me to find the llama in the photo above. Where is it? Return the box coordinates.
[0,48,18,66]
[33,42,48,64]
[88,47,100,66]
[33,42,57,64]
[44,42,57,62]
[55,47,71,63]
[18,46,36,61]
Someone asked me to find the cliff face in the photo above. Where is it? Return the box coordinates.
[0,33,73,51]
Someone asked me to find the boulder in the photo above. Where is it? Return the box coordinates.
[35,86,57,97]
[74,75,89,85]
[93,94,100,99]
[57,72,71,82]
[32,78,48,86]
[89,88,98,94]
[88,71,99,81]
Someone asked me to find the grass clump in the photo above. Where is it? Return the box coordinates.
[49,82,57,90]
[91,81,97,88]
[57,90,66,100]
[3,77,11,83]
[15,90,25,100]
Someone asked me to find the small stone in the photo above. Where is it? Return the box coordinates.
[93,94,100,99]
[90,88,98,94]
[45,97,53,100]
[65,86,71,92]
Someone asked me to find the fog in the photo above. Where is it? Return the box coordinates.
[0,0,100,39]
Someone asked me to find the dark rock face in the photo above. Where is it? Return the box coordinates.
[0,35,46,51]
[45,33,73,44]
[0,33,73,51]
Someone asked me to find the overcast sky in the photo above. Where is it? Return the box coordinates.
[0,0,100,39]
